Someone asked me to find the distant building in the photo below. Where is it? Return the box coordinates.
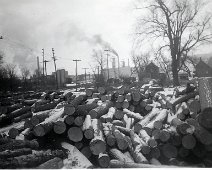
[145,62,160,79]
[195,58,212,77]
[52,69,69,87]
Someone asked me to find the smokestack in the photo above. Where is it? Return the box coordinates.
[112,58,116,68]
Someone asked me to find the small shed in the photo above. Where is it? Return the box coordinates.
[195,58,212,77]
[145,62,159,79]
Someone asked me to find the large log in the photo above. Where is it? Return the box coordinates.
[113,128,128,151]
[67,127,83,142]
[187,99,201,114]
[112,119,126,127]
[74,116,84,126]
[89,101,113,119]
[123,109,143,123]
[102,123,116,147]
[139,129,157,148]
[64,115,75,125]
[98,153,110,168]
[89,119,106,155]
[114,109,124,120]
[161,143,178,159]
[0,148,32,158]
[182,134,196,149]
[80,146,92,159]
[0,139,39,151]
[124,114,134,129]
[0,149,65,169]
[134,108,160,133]
[104,107,116,122]
[13,111,33,123]
[30,109,53,127]
[115,126,131,136]
[33,107,64,137]
[6,103,22,114]
[130,131,148,163]
[32,102,57,113]
[82,115,94,139]
[108,148,134,163]
[36,157,63,169]
[53,118,67,135]
[186,118,212,145]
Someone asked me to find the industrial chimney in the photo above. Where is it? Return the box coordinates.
[112,58,116,68]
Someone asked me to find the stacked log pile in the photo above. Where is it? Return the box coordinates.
[0,80,212,168]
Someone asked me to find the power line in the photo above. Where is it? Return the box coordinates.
[73,59,81,92]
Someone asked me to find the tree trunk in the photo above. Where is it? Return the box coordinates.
[172,56,180,86]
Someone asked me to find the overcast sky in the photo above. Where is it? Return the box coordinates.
[0,0,212,76]
[0,0,138,75]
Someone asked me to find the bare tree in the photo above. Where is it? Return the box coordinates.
[20,66,30,81]
[5,64,17,91]
[131,52,151,81]
[92,49,106,74]
[135,0,212,85]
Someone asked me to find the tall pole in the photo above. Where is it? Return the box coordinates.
[82,68,88,89]
[73,59,81,92]
[104,49,110,81]
[44,60,49,76]
[42,49,45,77]
[52,48,58,90]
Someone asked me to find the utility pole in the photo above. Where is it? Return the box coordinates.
[104,49,110,81]
[42,49,45,77]
[52,48,58,90]
[73,59,81,92]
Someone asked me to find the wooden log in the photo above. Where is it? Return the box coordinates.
[6,106,31,120]
[114,109,124,120]
[69,94,87,107]
[13,111,33,123]
[113,128,128,151]
[0,149,65,169]
[115,126,131,136]
[108,148,134,162]
[129,105,135,112]
[159,129,171,142]
[64,105,76,115]
[170,91,198,109]
[134,108,160,133]
[0,139,39,151]
[0,148,32,158]
[74,116,84,126]
[124,151,135,162]
[144,109,168,130]
[178,147,190,158]
[109,160,177,168]
[8,127,21,139]
[89,100,113,119]
[130,131,148,163]
[6,103,22,114]
[150,147,161,159]
[115,101,123,109]
[32,102,57,113]
[187,99,201,113]
[176,122,195,135]
[139,129,157,148]
[64,115,74,125]
[122,99,130,109]
[17,128,34,140]
[181,134,196,149]
[98,153,110,168]
[125,93,132,102]
[74,142,83,150]
[53,118,66,135]
[80,146,92,159]
[30,109,53,127]
[161,143,178,159]
[82,115,94,140]
[117,95,125,103]
[151,129,160,140]
[33,107,64,137]
[23,99,37,106]
[124,114,134,129]
[112,119,126,127]
[186,118,212,145]
[67,127,83,142]
[89,119,106,155]
[86,88,97,97]
[98,87,106,95]
[101,95,107,102]
[123,109,143,123]
[190,111,198,119]
[102,123,116,147]
[104,107,116,122]
[132,91,141,102]
[36,157,63,169]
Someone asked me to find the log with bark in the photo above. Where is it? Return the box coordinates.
[102,123,116,147]
[32,102,57,113]
[36,157,64,169]
[0,149,65,169]
[0,148,32,158]
[33,107,64,137]
[108,148,134,163]
[113,128,128,151]
[89,119,106,155]
[98,153,110,168]
[89,101,113,119]
[123,109,144,123]
[82,115,94,140]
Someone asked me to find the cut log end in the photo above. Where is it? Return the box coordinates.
[54,121,66,134]
[67,127,83,142]
[84,129,94,139]
[98,153,110,168]
[90,140,106,155]
[33,125,45,137]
